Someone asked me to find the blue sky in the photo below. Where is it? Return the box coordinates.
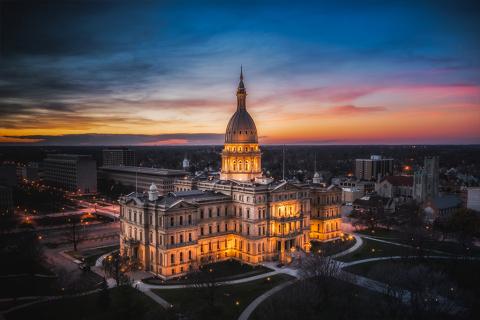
[0,0,479,145]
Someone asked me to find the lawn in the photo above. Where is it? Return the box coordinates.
[152,274,294,320]
[344,258,480,296]
[143,259,272,285]
[5,286,174,320]
[310,234,356,256]
[356,228,480,257]
[343,258,480,316]
[65,244,119,266]
[250,277,423,320]
[335,237,431,262]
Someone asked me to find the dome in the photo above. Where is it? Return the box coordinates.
[225,109,258,143]
[313,172,320,178]
[224,67,258,144]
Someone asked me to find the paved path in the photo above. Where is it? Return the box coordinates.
[330,234,363,259]
[237,279,296,320]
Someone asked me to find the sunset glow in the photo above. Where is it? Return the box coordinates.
[1,1,479,145]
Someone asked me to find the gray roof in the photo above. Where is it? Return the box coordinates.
[431,195,462,209]
[100,166,187,176]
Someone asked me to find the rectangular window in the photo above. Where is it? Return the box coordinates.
[201,227,204,236]
[170,217,174,227]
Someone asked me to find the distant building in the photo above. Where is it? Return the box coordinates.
[353,195,395,215]
[0,165,18,187]
[18,162,40,181]
[376,176,413,202]
[354,155,393,181]
[99,166,188,195]
[423,195,462,223]
[413,156,439,203]
[341,187,363,204]
[44,154,97,193]
[340,179,375,194]
[182,157,190,171]
[102,148,135,167]
[466,187,480,212]
[310,185,343,241]
[0,185,14,215]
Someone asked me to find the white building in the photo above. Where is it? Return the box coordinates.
[467,187,480,212]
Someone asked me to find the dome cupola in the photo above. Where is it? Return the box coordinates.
[225,67,258,144]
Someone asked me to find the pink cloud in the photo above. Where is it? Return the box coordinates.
[326,105,387,115]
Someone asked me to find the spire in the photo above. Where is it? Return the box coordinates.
[236,66,247,110]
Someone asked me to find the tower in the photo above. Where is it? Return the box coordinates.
[220,68,262,181]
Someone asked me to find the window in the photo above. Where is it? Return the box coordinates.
[188,250,192,260]
[180,252,183,263]
[188,233,192,241]
[170,217,174,227]
[217,207,220,217]
[201,227,204,236]
[247,208,250,219]
[209,225,212,234]
[180,234,183,243]
[208,208,212,218]
[170,254,175,264]
[225,223,228,231]
[179,216,183,225]
[188,215,192,224]
[170,236,174,244]
[217,225,220,233]
[200,210,204,219]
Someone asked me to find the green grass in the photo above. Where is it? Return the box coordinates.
[0,275,57,298]
[336,237,432,262]
[250,277,417,320]
[356,228,480,257]
[65,244,119,266]
[344,258,480,296]
[152,274,294,320]
[310,235,357,256]
[5,286,173,320]
[144,259,272,285]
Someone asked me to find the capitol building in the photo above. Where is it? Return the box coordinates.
[119,70,342,279]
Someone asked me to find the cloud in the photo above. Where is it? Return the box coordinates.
[0,133,224,146]
[325,105,387,115]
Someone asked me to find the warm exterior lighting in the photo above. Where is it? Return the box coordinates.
[235,301,240,306]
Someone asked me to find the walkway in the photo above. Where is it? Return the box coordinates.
[237,279,296,320]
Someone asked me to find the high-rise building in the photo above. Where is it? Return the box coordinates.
[0,165,18,187]
[354,155,393,181]
[119,69,342,279]
[0,185,14,215]
[413,156,439,203]
[102,148,135,167]
[43,154,97,193]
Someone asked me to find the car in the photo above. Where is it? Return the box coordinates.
[79,263,90,271]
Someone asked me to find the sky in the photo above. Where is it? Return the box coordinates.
[0,0,479,145]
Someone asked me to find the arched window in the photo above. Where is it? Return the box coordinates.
[233,161,236,171]
[238,161,243,171]
[245,160,249,171]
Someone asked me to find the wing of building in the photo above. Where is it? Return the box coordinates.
[119,69,343,279]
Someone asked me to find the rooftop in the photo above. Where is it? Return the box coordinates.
[100,166,188,176]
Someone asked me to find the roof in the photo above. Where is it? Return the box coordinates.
[381,176,413,187]
[430,195,462,209]
[100,166,187,176]
[225,108,258,143]
[123,190,231,208]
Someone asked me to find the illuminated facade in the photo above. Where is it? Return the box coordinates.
[119,70,341,279]
[220,67,262,182]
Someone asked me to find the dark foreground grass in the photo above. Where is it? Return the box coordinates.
[144,259,272,285]
[153,274,293,320]
[336,237,423,262]
[5,286,173,320]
